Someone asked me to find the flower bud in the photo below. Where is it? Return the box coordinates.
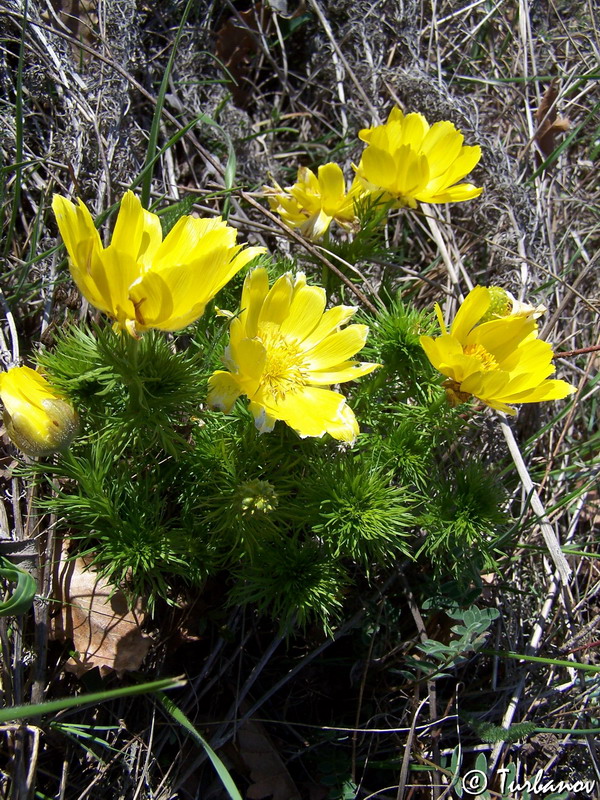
[0,366,78,457]
[236,480,279,517]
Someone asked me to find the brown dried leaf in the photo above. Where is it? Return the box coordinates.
[215,4,271,107]
[235,717,301,800]
[51,548,151,677]
[535,80,570,161]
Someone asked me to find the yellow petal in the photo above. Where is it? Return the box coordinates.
[421,121,463,169]
[504,379,575,403]
[0,367,78,456]
[280,285,326,341]
[464,369,509,399]
[247,401,277,433]
[387,107,405,124]
[397,112,429,150]
[358,147,397,192]
[264,386,348,439]
[483,398,518,415]
[300,210,333,239]
[472,316,537,363]
[259,273,294,326]
[299,305,357,350]
[395,147,429,196]
[440,352,484,383]
[226,317,245,361]
[241,267,270,337]
[440,145,482,186]
[306,360,380,385]
[96,248,139,325]
[304,324,369,370]
[450,286,490,342]
[295,166,320,195]
[52,194,102,265]
[339,176,366,218]
[502,366,555,395]
[0,366,49,412]
[150,245,263,331]
[207,371,242,412]
[420,333,462,372]
[52,195,111,312]
[325,401,359,443]
[202,244,265,300]
[496,335,551,373]
[421,183,483,204]
[229,338,267,398]
[434,302,447,333]
[318,163,346,213]
[292,272,307,293]
[128,271,174,330]
[110,191,162,267]
[155,216,228,268]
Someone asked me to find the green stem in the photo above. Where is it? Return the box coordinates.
[124,333,146,410]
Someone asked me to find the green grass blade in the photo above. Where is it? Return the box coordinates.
[3,0,27,257]
[0,557,37,616]
[140,0,194,208]
[130,114,226,199]
[0,676,185,723]
[482,649,600,673]
[157,692,243,800]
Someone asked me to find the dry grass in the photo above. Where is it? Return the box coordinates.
[0,0,598,798]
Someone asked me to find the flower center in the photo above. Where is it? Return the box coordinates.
[259,324,306,401]
[463,343,498,372]
[479,286,511,322]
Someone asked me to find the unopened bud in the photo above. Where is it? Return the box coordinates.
[0,366,78,457]
[236,480,278,517]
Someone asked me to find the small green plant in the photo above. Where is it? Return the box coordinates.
[418,463,508,582]
[402,605,500,679]
[300,455,413,568]
[229,535,347,632]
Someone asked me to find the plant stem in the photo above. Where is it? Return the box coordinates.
[498,413,571,584]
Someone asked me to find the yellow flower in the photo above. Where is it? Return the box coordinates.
[0,366,78,456]
[208,267,379,442]
[264,163,365,239]
[355,107,483,208]
[420,286,576,414]
[52,191,265,337]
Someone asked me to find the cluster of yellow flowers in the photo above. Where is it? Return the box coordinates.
[264,106,483,239]
[0,108,576,457]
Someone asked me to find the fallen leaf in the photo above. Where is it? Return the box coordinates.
[235,717,301,800]
[50,547,151,677]
[215,4,271,107]
[535,80,570,162]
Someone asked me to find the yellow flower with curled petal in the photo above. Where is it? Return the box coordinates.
[52,191,265,338]
[355,107,483,208]
[0,366,78,456]
[208,267,380,442]
[420,286,576,415]
[264,163,365,240]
